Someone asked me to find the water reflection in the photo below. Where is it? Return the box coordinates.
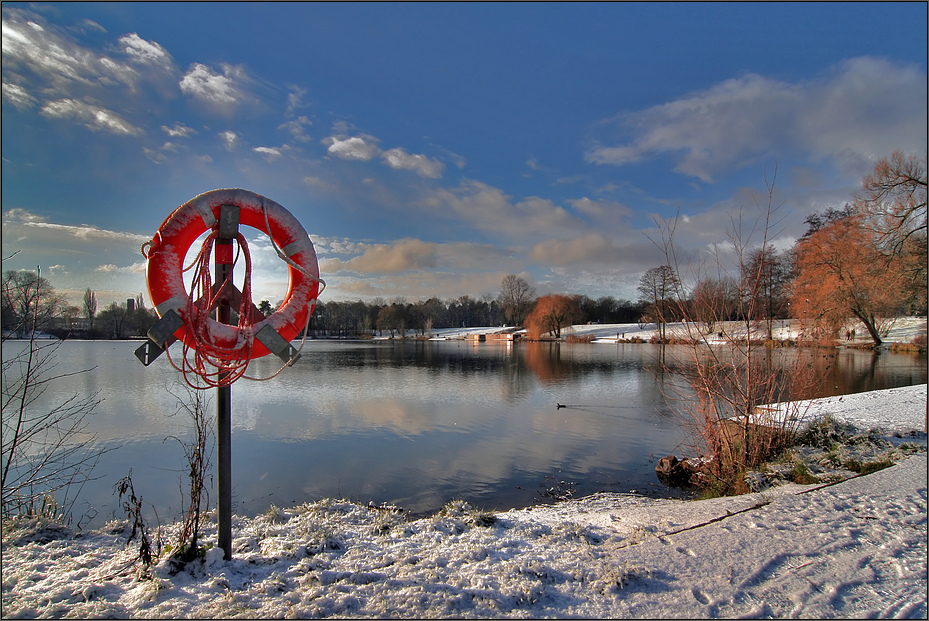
[3,339,924,528]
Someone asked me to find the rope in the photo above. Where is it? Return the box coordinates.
[254,205,327,371]
[164,231,255,388]
[161,203,327,388]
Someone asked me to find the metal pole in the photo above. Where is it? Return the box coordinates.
[215,238,233,560]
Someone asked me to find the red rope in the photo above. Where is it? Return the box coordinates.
[166,231,257,389]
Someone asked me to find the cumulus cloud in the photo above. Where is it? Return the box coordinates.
[323,239,438,274]
[40,98,143,135]
[118,33,171,68]
[329,270,510,303]
[381,148,445,178]
[423,181,582,239]
[180,62,254,111]
[529,233,614,265]
[586,57,927,181]
[324,135,380,161]
[528,232,668,276]
[568,197,633,227]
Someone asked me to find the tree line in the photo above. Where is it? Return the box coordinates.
[633,150,926,347]
[0,272,160,340]
[3,151,925,345]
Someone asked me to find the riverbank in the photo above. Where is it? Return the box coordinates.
[2,384,926,618]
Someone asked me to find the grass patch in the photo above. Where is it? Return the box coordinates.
[788,462,819,484]
[843,457,895,475]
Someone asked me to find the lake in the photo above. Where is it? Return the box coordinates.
[3,339,926,529]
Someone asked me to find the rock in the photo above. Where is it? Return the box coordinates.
[656,455,713,488]
[655,455,692,488]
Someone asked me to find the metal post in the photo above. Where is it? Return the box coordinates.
[215,236,233,560]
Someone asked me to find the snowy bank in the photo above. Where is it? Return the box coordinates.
[2,385,926,619]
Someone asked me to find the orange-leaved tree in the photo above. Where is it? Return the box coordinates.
[791,209,908,345]
[525,294,581,339]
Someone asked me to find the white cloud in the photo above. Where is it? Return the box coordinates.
[180,62,253,110]
[1,81,36,109]
[285,86,308,116]
[324,135,380,161]
[278,115,312,143]
[423,181,582,239]
[381,148,445,178]
[219,130,238,151]
[161,123,195,138]
[254,146,283,161]
[118,33,171,68]
[529,234,612,265]
[587,57,928,182]
[40,98,143,135]
[568,197,633,227]
[323,239,438,274]
[3,209,149,244]
[302,176,335,192]
[144,140,185,164]
[2,10,103,89]
[95,262,145,274]
[1,9,174,97]
[79,19,106,34]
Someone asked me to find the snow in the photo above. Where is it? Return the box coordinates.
[2,385,926,619]
[562,316,928,345]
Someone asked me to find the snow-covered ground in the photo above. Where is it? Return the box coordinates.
[389,315,927,345]
[2,385,926,618]
[562,315,928,345]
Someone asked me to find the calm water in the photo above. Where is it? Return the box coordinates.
[4,339,926,529]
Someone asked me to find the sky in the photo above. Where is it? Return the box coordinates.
[2,2,927,310]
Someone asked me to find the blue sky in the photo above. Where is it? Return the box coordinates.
[2,2,926,310]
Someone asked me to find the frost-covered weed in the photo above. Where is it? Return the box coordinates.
[797,415,857,450]
[371,507,405,535]
[263,504,290,524]
[595,561,650,594]
[435,499,498,529]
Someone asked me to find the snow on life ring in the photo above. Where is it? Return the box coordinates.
[145,188,320,360]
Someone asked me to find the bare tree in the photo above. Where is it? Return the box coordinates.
[855,151,928,314]
[499,274,536,326]
[690,276,738,333]
[741,245,794,340]
[637,265,679,341]
[83,288,97,333]
[2,269,64,335]
[649,169,815,495]
[2,283,106,522]
[97,301,129,339]
[855,150,927,257]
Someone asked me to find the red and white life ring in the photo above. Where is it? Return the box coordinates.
[144,188,320,360]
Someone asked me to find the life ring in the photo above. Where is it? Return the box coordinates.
[144,188,320,360]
